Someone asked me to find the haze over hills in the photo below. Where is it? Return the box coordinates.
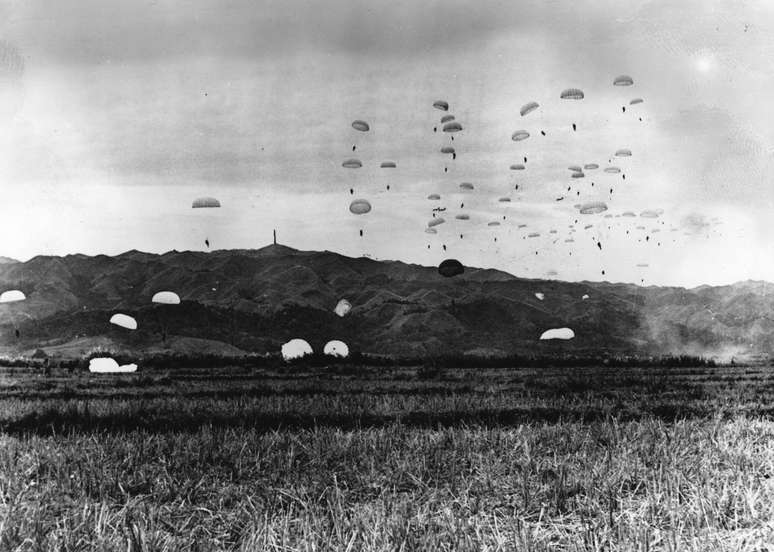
[0,244,771,360]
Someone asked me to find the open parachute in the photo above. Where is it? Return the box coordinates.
[110,313,137,330]
[152,291,181,305]
[433,100,449,111]
[579,201,608,215]
[560,88,584,100]
[349,199,372,215]
[281,339,313,361]
[89,358,138,373]
[334,299,352,317]
[438,259,464,278]
[0,290,25,303]
[520,101,539,116]
[540,328,575,340]
[323,340,349,358]
[351,120,370,132]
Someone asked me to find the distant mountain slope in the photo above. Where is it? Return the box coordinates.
[0,246,770,359]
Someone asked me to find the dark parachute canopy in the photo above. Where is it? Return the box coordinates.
[520,101,539,116]
[351,120,370,132]
[342,159,362,169]
[443,121,463,133]
[510,163,525,170]
[438,259,464,277]
[584,163,599,170]
[604,166,621,174]
[440,146,455,154]
[571,172,585,179]
[560,88,585,100]
[579,201,608,214]
[615,148,632,157]
[511,130,530,141]
[349,199,372,215]
[488,221,501,226]
[630,98,644,105]
[459,182,474,191]
[380,161,397,168]
[428,217,445,228]
[613,75,634,86]
[455,214,470,220]
[568,165,583,172]
[498,197,511,202]
[427,193,441,200]
[433,100,449,111]
[192,197,221,208]
[440,115,455,123]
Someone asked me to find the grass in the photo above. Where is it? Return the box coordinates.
[1,364,774,550]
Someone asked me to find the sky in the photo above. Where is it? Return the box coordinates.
[0,0,773,287]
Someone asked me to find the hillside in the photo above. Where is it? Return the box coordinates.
[0,246,771,359]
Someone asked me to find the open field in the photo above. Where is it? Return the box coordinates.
[1,364,774,550]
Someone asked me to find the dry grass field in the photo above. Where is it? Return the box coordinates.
[1,363,774,551]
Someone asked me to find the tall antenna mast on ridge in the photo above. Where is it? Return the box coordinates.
[273,229,277,245]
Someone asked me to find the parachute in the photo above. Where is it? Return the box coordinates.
[334,299,352,317]
[427,193,441,200]
[459,182,474,191]
[380,161,396,168]
[152,291,180,305]
[584,163,599,170]
[440,115,455,123]
[579,201,608,215]
[520,101,539,116]
[281,339,313,361]
[433,100,449,111]
[89,357,138,373]
[622,211,636,217]
[584,224,593,229]
[342,159,362,169]
[540,328,575,340]
[0,290,25,303]
[109,313,137,330]
[582,294,589,300]
[324,340,349,358]
[640,210,661,218]
[425,227,438,234]
[443,121,463,132]
[571,172,585,179]
[438,259,464,278]
[535,292,545,300]
[351,120,370,132]
[604,167,621,174]
[560,88,584,100]
[615,148,632,157]
[192,197,221,208]
[487,221,501,226]
[636,263,650,267]
[428,217,445,228]
[528,232,540,238]
[349,199,372,215]
[498,197,511,202]
[440,146,455,154]
[510,164,525,170]
[455,214,470,220]
[511,130,530,141]
[568,165,583,172]
[613,75,634,86]
[630,98,644,105]
[564,238,575,243]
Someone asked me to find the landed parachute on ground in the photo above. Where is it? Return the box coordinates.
[428,217,445,228]
[380,161,396,168]
[438,259,464,277]
[89,358,138,373]
[433,100,449,111]
[152,291,180,305]
[511,130,530,141]
[613,75,634,86]
[334,299,352,317]
[323,340,349,358]
[520,101,539,116]
[560,88,584,100]
[192,197,221,208]
[0,290,25,303]
[579,201,608,215]
[110,313,137,330]
[443,121,463,132]
[349,199,372,215]
[281,339,313,361]
[440,115,455,123]
[342,159,362,169]
[351,120,370,132]
[540,328,575,340]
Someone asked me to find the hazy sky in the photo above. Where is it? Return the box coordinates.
[1,0,773,286]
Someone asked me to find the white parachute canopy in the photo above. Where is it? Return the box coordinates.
[89,358,138,373]
[0,290,25,303]
[323,340,350,358]
[281,338,313,361]
[334,299,352,317]
[110,313,138,330]
[152,291,181,305]
[582,294,590,300]
[534,292,545,301]
[540,328,575,340]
